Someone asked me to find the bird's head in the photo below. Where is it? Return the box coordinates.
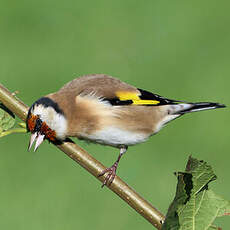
[26,97,67,151]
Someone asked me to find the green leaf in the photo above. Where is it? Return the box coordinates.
[0,103,15,132]
[162,156,230,230]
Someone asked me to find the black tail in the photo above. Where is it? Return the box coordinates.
[177,102,226,114]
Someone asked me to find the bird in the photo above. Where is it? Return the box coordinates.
[26,74,226,187]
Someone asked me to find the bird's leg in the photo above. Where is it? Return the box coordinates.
[98,146,127,188]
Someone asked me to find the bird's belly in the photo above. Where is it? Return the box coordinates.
[79,126,149,147]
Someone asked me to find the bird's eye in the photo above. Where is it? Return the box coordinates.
[34,117,43,133]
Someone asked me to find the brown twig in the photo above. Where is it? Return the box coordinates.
[0,83,165,229]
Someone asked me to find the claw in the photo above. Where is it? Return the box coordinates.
[98,147,127,188]
[98,162,118,188]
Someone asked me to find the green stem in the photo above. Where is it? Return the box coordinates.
[18,122,26,128]
[0,128,27,137]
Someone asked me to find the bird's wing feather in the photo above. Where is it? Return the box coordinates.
[58,74,138,98]
[58,74,181,106]
[109,88,182,106]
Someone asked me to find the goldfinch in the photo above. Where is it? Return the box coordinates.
[26,74,225,187]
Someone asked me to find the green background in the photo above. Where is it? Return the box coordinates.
[1,0,229,229]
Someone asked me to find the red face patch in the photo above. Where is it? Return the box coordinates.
[40,122,56,141]
[27,114,56,141]
[27,114,38,133]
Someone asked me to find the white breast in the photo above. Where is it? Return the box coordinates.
[82,126,149,147]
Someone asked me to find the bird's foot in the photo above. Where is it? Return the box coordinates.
[98,162,118,188]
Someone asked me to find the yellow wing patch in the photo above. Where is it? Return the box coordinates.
[116,91,139,100]
[132,100,160,105]
[116,91,160,105]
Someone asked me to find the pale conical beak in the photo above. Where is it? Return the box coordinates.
[28,132,37,151]
[28,132,45,152]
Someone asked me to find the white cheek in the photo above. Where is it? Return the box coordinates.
[32,105,67,140]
